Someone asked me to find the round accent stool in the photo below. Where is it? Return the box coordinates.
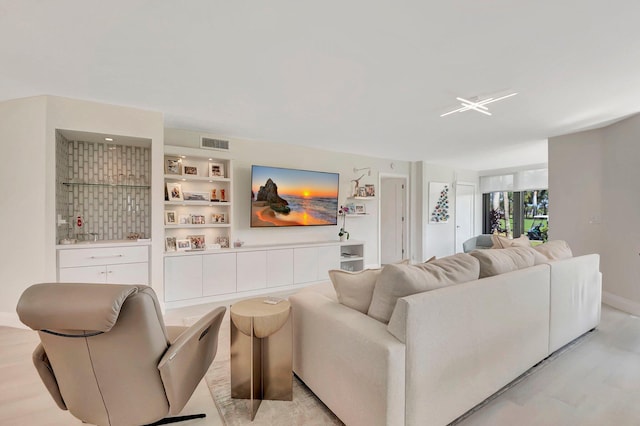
[229,297,292,421]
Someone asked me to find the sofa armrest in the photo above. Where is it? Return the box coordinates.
[291,286,405,426]
[158,306,226,415]
[548,254,602,352]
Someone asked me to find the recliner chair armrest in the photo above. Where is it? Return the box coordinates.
[158,306,226,415]
[32,343,67,410]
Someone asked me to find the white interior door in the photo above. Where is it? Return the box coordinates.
[381,177,407,264]
[455,183,475,253]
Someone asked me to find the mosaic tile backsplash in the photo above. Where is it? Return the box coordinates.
[56,136,151,242]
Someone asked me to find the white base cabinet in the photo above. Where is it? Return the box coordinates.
[57,243,150,285]
[164,241,363,306]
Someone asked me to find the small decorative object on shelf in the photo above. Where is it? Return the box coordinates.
[338,206,350,241]
[365,184,375,197]
[357,187,367,197]
[184,191,209,201]
[187,235,205,250]
[165,236,177,252]
[220,188,226,202]
[210,188,219,201]
[183,165,198,176]
[209,162,224,177]
[166,182,183,201]
[212,213,226,223]
[165,210,177,225]
[176,239,191,251]
[216,236,230,248]
[165,157,182,175]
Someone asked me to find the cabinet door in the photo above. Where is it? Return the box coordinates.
[236,251,267,292]
[203,253,237,296]
[317,245,340,281]
[293,247,318,284]
[59,266,107,284]
[107,262,149,285]
[267,249,294,288]
[164,256,203,302]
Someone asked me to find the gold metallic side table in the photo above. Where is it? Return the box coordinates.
[230,297,292,420]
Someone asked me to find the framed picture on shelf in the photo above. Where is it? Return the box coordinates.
[165,236,177,252]
[164,210,177,225]
[212,213,226,223]
[179,214,191,225]
[357,187,367,197]
[216,236,229,248]
[365,184,375,197]
[354,204,366,214]
[209,162,225,177]
[165,157,182,175]
[176,239,191,251]
[188,235,205,250]
[192,214,206,225]
[166,182,183,201]
[183,165,198,176]
[183,191,209,202]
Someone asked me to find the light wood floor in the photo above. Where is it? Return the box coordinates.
[2,304,639,425]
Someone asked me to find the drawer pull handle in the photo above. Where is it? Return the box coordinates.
[89,255,124,259]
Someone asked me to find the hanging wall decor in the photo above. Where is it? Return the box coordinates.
[429,182,450,223]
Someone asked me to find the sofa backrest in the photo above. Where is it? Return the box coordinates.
[388,265,551,426]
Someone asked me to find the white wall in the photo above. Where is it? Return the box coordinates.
[0,97,48,327]
[415,162,480,261]
[0,96,164,326]
[165,128,411,268]
[549,113,640,314]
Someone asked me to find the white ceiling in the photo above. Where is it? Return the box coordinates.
[2,1,640,171]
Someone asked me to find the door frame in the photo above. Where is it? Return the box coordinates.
[454,181,477,253]
[378,173,410,266]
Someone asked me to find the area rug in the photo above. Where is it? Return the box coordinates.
[201,312,343,425]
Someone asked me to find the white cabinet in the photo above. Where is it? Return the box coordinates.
[236,251,267,292]
[203,252,236,296]
[339,242,365,272]
[267,249,294,288]
[164,255,203,302]
[163,241,365,308]
[57,244,149,285]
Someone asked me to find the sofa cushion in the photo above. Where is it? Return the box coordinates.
[329,268,382,313]
[535,240,573,260]
[470,246,536,278]
[491,234,531,249]
[367,253,480,324]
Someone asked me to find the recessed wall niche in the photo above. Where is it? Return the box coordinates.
[56,129,151,243]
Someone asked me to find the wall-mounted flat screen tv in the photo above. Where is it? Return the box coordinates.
[251,165,339,227]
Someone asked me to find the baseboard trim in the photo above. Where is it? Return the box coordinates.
[0,312,27,329]
[602,291,640,316]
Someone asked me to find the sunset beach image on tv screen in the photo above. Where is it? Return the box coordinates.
[251,165,339,227]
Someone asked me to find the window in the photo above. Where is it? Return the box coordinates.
[483,189,548,242]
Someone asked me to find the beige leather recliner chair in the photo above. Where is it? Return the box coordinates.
[16,283,226,426]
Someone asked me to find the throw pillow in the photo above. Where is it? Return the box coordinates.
[367,253,480,324]
[491,234,531,249]
[329,268,382,314]
[534,240,573,260]
[469,246,536,278]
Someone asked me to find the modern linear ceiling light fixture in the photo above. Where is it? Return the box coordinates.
[440,92,518,117]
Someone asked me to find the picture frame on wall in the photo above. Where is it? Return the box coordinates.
[187,235,205,250]
[428,182,450,223]
[165,236,177,252]
[176,239,191,251]
[164,210,177,225]
[165,157,182,175]
[166,182,184,201]
[183,165,198,176]
[209,162,225,177]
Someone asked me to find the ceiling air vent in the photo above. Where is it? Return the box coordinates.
[200,137,230,151]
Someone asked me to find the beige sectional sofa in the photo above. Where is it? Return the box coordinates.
[290,242,601,426]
